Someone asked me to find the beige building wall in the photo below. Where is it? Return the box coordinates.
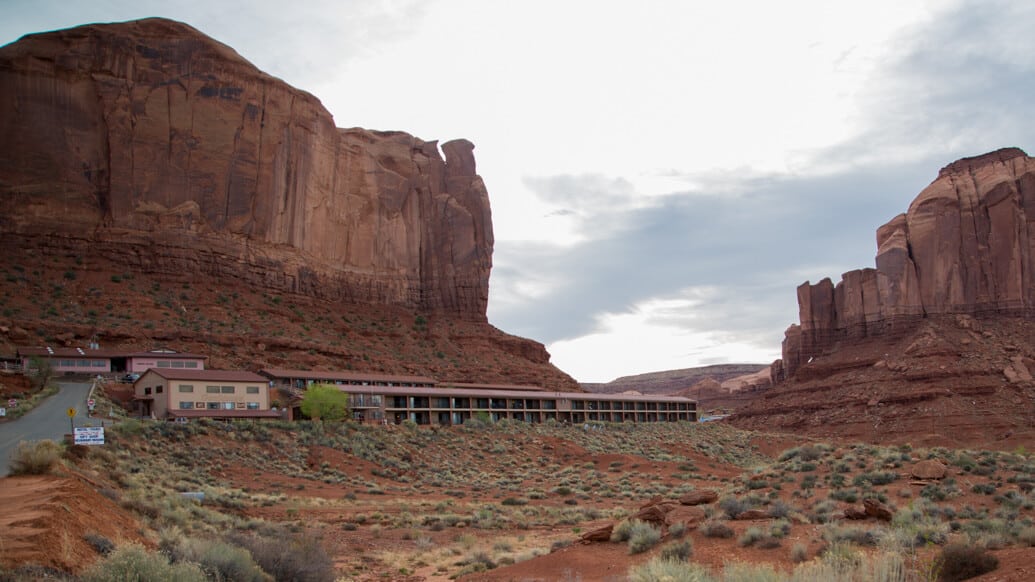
[136,371,270,418]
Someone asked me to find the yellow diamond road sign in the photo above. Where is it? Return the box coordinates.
[66,407,76,417]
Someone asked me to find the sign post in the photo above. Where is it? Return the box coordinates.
[66,407,76,432]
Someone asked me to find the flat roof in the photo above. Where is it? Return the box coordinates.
[333,384,695,403]
[143,369,268,383]
[440,382,546,392]
[17,346,207,359]
[259,368,437,385]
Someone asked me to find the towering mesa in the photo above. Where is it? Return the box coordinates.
[781,148,1035,377]
[0,18,493,318]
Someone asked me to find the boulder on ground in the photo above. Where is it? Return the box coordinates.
[579,524,613,543]
[911,459,947,480]
[679,490,719,505]
[735,508,770,520]
[863,498,893,521]
[665,506,707,528]
[844,506,868,520]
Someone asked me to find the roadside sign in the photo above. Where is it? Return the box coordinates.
[66,407,76,417]
[73,426,105,445]
[87,398,96,409]
[0,407,6,417]
[8,398,16,408]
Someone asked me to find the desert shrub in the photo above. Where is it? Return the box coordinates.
[669,522,687,538]
[80,544,206,582]
[823,524,880,547]
[623,520,662,554]
[629,558,715,582]
[719,495,754,518]
[700,520,735,539]
[739,526,765,547]
[84,532,115,556]
[767,500,793,519]
[854,472,898,487]
[790,542,808,563]
[164,535,270,582]
[659,538,693,562]
[229,531,335,582]
[8,439,63,475]
[935,543,998,581]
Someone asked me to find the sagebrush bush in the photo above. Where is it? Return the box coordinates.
[8,439,63,475]
[936,543,998,581]
[626,520,662,554]
[164,534,270,582]
[701,520,735,539]
[229,531,335,582]
[629,557,715,582]
[80,544,206,582]
[659,538,693,562]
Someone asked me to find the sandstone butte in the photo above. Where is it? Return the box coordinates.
[778,148,1035,379]
[0,18,578,390]
[0,17,492,318]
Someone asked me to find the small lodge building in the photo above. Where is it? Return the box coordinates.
[17,346,206,375]
[259,369,697,425]
[134,369,280,421]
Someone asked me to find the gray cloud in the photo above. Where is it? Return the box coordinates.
[490,0,1035,363]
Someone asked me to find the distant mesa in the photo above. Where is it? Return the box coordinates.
[778,148,1035,379]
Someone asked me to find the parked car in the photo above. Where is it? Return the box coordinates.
[121,373,140,383]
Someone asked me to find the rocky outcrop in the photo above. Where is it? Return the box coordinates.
[0,18,492,318]
[783,148,1035,376]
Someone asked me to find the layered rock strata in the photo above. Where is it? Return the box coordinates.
[783,148,1035,377]
[0,18,492,318]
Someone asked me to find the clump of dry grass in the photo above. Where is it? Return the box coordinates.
[8,439,63,475]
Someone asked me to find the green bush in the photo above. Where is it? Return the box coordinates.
[80,544,206,582]
[936,543,998,581]
[8,440,63,475]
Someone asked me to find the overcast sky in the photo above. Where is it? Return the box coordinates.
[5,1,1035,382]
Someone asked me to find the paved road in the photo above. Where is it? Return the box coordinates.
[0,381,94,478]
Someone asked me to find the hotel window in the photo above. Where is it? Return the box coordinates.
[246,386,260,394]
[171,361,185,368]
[222,402,235,410]
[195,402,205,408]
[157,361,170,367]
[247,402,259,410]
[93,360,106,367]
[144,387,152,395]
[206,386,220,394]
[207,402,220,409]
[178,385,194,393]
[220,386,234,394]
[156,386,163,394]
[179,401,193,409]
[59,360,74,367]
[185,361,198,368]
[76,360,91,367]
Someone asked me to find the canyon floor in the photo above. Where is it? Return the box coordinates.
[1,387,1033,581]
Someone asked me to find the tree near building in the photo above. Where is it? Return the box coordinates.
[300,384,350,423]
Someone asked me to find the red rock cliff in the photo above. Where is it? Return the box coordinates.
[0,18,493,318]
[783,148,1035,377]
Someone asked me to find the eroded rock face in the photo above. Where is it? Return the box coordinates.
[0,18,493,318]
[783,149,1035,376]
